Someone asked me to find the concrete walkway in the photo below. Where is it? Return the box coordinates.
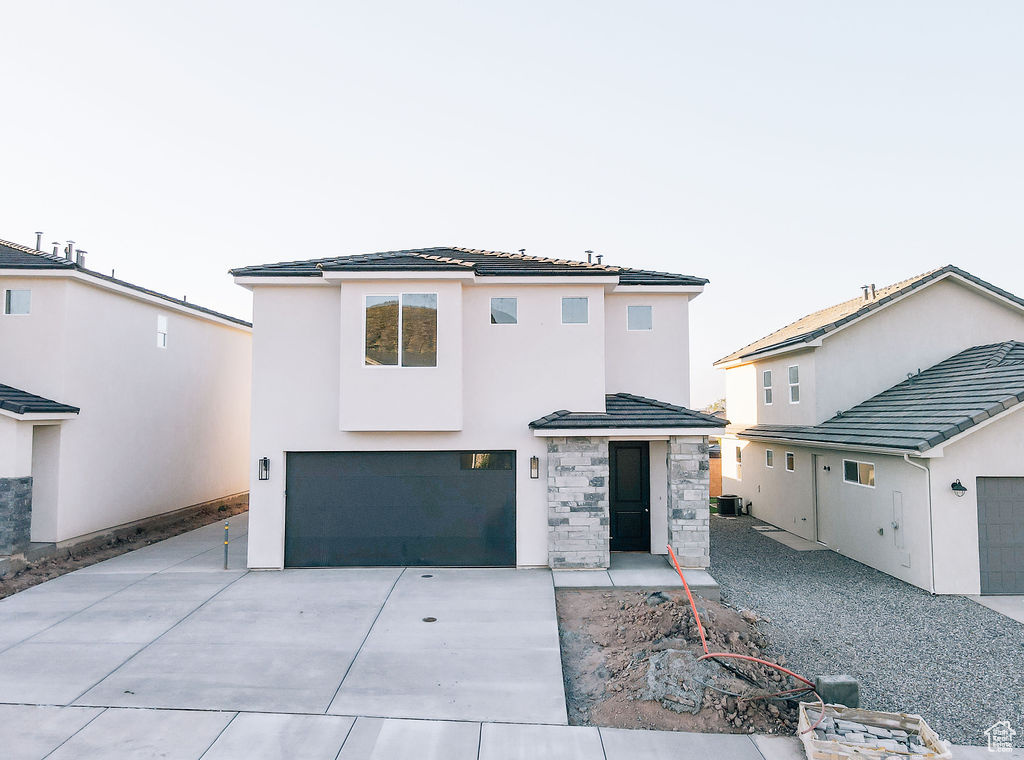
[552,552,720,600]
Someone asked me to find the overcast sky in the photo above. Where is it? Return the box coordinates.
[3,1,1021,407]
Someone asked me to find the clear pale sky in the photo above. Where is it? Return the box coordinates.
[3,1,1021,407]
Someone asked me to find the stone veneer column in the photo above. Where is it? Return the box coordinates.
[667,436,711,568]
[546,436,610,569]
[0,477,32,555]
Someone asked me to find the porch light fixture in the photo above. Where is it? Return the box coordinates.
[530,456,540,479]
[258,457,271,481]
[950,479,967,497]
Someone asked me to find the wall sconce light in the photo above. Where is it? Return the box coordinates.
[950,479,967,497]
[530,456,540,479]
[258,457,271,481]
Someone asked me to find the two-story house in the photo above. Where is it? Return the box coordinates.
[230,247,724,571]
[716,265,1024,594]
[0,237,252,556]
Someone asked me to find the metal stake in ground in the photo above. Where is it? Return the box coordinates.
[224,522,229,570]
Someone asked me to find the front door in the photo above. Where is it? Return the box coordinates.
[609,441,650,552]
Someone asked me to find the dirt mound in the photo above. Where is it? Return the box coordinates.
[556,588,802,734]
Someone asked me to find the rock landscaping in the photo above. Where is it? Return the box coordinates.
[556,588,806,734]
[806,711,934,755]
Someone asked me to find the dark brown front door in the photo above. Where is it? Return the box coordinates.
[609,441,650,552]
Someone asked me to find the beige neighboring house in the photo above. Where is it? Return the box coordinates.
[0,237,252,556]
[716,265,1024,595]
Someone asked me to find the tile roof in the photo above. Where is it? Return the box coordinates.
[0,384,80,416]
[229,247,708,286]
[529,393,727,430]
[739,342,1024,452]
[714,265,1024,365]
[0,238,250,327]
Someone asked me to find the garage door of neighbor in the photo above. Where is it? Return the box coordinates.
[977,477,1024,594]
[284,451,516,567]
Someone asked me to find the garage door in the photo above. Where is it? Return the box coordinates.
[978,477,1024,594]
[284,451,516,567]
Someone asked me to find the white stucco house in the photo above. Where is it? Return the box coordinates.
[231,247,724,571]
[716,265,1024,595]
[0,237,252,555]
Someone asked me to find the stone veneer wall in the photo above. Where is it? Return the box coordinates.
[0,477,32,555]
[546,436,610,569]
[667,436,711,568]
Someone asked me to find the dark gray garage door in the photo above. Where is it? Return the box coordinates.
[284,451,516,567]
[977,477,1024,594]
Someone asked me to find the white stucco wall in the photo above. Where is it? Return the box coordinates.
[0,416,34,478]
[245,278,691,569]
[605,293,691,406]
[1,274,252,543]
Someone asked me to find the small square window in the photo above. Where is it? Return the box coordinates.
[785,452,795,471]
[490,298,517,324]
[156,315,168,348]
[4,289,30,315]
[765,449,774,468]
[627,305,652,331]
[562,297,588,324]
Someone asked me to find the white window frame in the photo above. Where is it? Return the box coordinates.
[785,451,795,472]
[363,293,439,369]
[561,296,589,325]
[765,449,774,468]
[763,369,773,405]
[788,365,800,404]
[156,315,168,348]
[842,459,876,488]
[626,304,653,331]
[4,289,31,316]
[489,297,517,325]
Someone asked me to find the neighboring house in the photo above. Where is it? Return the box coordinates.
[715,265,1024,594]
[231,247,725,571]
[0,237,252,554]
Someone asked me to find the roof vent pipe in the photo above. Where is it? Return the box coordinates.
[75,250,87,267]
[870,283,876,300]
[585,249,593,263]
[51,242,60,256]
[34,232,43,251]
[596,254,603,264]
[861,285,870,301]
[518,248,526,255]
[65,241,75,260]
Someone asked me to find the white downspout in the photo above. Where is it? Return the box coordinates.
[903,454,936,594]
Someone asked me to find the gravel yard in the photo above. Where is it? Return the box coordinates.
[710,515,1024,746]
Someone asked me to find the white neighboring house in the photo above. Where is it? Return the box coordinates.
[231,247,724,571]
[716,265,1024,595]
[0,238,252,554]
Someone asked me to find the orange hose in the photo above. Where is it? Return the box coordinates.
[666,544,826,734]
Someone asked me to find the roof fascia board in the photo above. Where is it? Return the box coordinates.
[609,285,705,294]
[918,401,1024,458]
[533,426,724,437]
[478,275,620,285]
[6,269,251,331]
[0,408,78,421]
[320,270,476,282]
[718,341,822,369]
[232,275,334,288]
[735,433,913,456]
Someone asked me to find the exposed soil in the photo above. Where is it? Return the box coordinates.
[0,497,248,600]
[556,588,803,734]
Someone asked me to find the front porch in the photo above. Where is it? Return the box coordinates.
[529,393,727,573]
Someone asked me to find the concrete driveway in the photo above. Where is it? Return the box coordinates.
[0,515,567,726]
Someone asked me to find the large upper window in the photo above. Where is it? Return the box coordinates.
[365,293,437,367]
[843,459,875,487]
[762,370,773,405]
[490,297,517,324]
[627,305,652,331]
[788,365,800,403]
[4,289,30,315]
[561,297,588,324]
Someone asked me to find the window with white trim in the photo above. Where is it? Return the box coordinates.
[4,289,30,315]
[788,365,800,403]
[490,297,517,324]
[765,449,774,468]
[785,451,795,471]
[763,369,773,405]
[627,305,652,331]
[843,459,875,487]
[561,297,588,324]
[735,445,742,480]
[364,293,438,367]
[156,315,168,348]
